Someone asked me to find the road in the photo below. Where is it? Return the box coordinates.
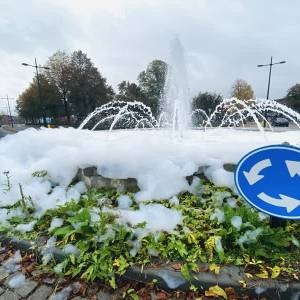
[0,130,7,139]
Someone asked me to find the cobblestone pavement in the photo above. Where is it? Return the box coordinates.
[0,253,115,300]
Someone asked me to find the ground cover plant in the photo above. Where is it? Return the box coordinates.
[0,175,299,290]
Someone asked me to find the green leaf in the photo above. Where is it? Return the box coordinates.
[53,225,74,236]
[181,263,191,281]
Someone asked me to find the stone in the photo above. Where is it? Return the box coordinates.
[0,291,20,300]
[223,163,236,172]
[27,285,53,300]
[15,279,39,297]
[35,235,48,247]
[97,290,112,300]
[0,267,10,282]
[0,287,4,295]
[82,166,97,177]
[194,165,209,175]
[77,167,139,193]
[4,272,23,287]
[72,297,89,300]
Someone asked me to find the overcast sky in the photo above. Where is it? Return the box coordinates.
[1,0,300,113]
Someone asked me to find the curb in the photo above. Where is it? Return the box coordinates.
[0,126,17,133]
[1,234,300,299]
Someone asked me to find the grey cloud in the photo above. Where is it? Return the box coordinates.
[0,0,299,103]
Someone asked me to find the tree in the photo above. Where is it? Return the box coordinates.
[137,60,168,117]
[285,84,300,112]
[192,92,223,115]
[68,50,114,121]
[231,79,254,101]
[45,50,72,123]
[115,81,146,102]
[16,75,60,123]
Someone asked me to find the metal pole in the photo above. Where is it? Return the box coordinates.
[266,56,273,100]
[257,56,286,128]
[6,95,13,128]
[35,58,47,126]
[263,56,273,128]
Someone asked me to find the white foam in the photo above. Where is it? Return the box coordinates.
[49,218,64,232]
[210,208,225,223]
[0,128,298,213]
[231,216,242,231]
[3,250,21,273]
[117,195,132,209]
[8,273,26,288]
[63,244,80,256]
[15,221,36,233]
[105,203,182,239]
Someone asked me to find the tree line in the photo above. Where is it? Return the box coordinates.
[16,50,300,125]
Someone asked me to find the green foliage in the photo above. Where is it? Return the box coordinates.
[16,74,61,122]
[17,50,114,125]
[68,50,114,121]
[137,60,168,117]
[32,170,48,177]
[192,92,223,126]
[115,81,146,103]
[2,180,300,287]
[285,83,300,112]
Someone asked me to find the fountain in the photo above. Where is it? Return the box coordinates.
[161,37,191,134]
[79,37,300,132]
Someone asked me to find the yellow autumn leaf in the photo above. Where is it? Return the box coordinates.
[113,259,120,267]
[209,263,220,275]
[239,280,247,288]
[255,270,269,279]
[270,266,281,279]
[205,285,227,299]
[245,273,253,278]
[187,232,197,244]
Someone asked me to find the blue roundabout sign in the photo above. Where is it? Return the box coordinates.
[235,144,300,220]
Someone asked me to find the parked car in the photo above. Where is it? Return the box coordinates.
[271,117,289,127]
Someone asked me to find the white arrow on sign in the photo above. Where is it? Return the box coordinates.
[258,192,300,213]
[285,160,300,178]
[243,159,272,185]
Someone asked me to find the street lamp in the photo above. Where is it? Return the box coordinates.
[257,56,286,127]
[22,58,50,126]
[0,96,14,128]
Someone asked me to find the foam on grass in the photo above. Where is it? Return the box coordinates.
[105,203,182,239]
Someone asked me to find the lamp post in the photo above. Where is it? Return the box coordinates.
[22,58,50,126]
[257,56,286,127]
[0,96,14,128]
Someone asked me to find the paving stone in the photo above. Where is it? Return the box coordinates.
[0,267,10,281]
[27,285,53,300]
[4,272,23,287]
[97,290,112,300]
[15,279,39,297]
[0,290,20,300]
[3,272,22,287]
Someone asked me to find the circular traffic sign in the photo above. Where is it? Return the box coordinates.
[235,144,300,220]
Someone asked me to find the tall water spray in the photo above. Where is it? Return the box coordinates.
[162,37,191,134]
